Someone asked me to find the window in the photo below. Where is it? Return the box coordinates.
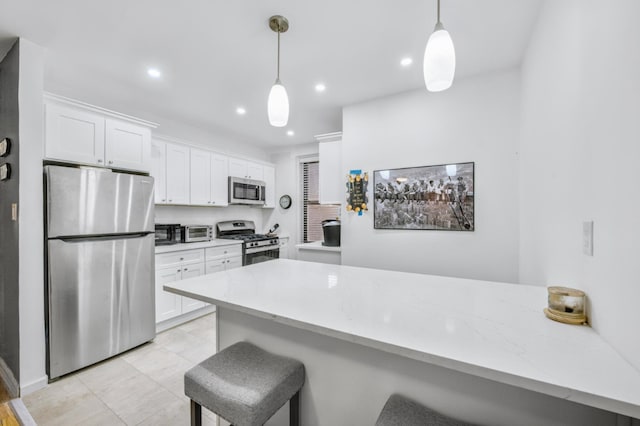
[301,160,341,243]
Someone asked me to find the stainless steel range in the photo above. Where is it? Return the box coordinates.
[216,220,279,266]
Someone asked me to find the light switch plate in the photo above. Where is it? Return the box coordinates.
[11,203,17,221]
[583,221,594,256]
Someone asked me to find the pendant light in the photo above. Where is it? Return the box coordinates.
[423,0,456,92]
[267,15,290,127]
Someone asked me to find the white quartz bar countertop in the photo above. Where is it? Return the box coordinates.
[164,259,640,418]
[155,239,242,254]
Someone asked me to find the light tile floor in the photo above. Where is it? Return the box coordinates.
[24,313,218,426]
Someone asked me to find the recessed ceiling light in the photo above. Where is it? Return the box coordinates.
[236,107,247,115]
[400,57,413,67]
[315,83,326,93]
[147,68,162,78]
[287,130,295,136]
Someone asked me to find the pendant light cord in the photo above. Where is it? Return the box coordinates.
[277,28,281,81]
[437,0,441,24]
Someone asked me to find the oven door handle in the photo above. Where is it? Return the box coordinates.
[245,244,280,254]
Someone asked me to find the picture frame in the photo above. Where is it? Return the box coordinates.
[373,162,474,231]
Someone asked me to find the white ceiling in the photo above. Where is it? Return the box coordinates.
[0,0,543,148]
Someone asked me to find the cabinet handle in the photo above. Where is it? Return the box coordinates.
[177,269,181,273]
[184,267,188,271]
[211,201,216,205]
[108,160,113,165]
[97,159,103,163]
[226,260,230,263]
[180,257,184,261]
[221,260,225,264]
[168,199,173,203]
[223,250,227,254]
[162,199,166,202]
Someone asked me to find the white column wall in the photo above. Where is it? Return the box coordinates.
[18,38,47,395]
[519,0,640,370]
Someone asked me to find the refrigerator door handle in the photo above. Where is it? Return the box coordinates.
[57,232,153,243]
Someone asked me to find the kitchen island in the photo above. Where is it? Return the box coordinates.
[164,259,640,425]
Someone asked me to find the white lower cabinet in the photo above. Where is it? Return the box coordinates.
[279,236,290,259]
[155,248,206,323]
[205,245,242,273]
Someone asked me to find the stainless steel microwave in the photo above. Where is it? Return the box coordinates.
[229,177,265,205]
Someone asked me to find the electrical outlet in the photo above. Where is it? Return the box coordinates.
[583,221,594,256]
[11,203,17,221]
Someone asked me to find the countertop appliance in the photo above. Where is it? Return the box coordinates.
[228,176,265,205]
[45,165,156,379]
[322,219,341,247]
[181,225,213,243]
[155,223,182,246]
[216,220,279,265]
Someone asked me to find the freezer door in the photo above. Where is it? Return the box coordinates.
[47,233,155,379]
[45,165,154,238]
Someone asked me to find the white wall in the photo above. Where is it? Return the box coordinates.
[519,0,640,370]
[263,143,319,255]
[341,69,521,283]
[18,38,47,395]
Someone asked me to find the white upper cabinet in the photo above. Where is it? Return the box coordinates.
[165,143,190,205]
[45,102,106,166]
[152,141,194,205]
[105,119,151,172]
[190,148,213,206]
[229,158,265,180]
[262,165,275,208]
[211,153,229,206]
[44,94,156,173]
[190,149,229,206]
[247,161,264,181]
[150,140,167,204]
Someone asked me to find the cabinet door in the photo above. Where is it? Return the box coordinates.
[246,161,264,181]
[165,143,190,204]
[211,154,229,206]
[181,263,206,313]
[105,119,151,172]
[279,237,289,259]
[228,158,247,178]
[45,103,105,166]
[155,267,182,322]
[262,165,275,208]
[190,148,212,206]
[225,256,243,270]
[150,141,167,204]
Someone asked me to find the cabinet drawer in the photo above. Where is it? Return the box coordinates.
[205,259,228,274]
[156,249,205,267]
[205,245,242,260]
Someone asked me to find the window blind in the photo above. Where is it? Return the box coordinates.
[302,161,340,243]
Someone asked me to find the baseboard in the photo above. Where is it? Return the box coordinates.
[156,305,216,333]
[19,375,47,396]
[9,399,37,426]
[0,358,19,398]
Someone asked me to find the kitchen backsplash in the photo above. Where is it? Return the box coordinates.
[155,205,267,233]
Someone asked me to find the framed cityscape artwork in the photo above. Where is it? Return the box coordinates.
[373,162,474,231]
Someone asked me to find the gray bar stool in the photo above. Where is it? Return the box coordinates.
[376,394,476,426]
[185,341,305,426]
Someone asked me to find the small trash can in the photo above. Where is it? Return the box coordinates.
[322,220,341,247]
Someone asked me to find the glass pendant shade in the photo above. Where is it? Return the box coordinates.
[423,23,456,92]
[268,79,289,127]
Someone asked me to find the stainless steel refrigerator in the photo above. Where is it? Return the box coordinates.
[45,165,156,379]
